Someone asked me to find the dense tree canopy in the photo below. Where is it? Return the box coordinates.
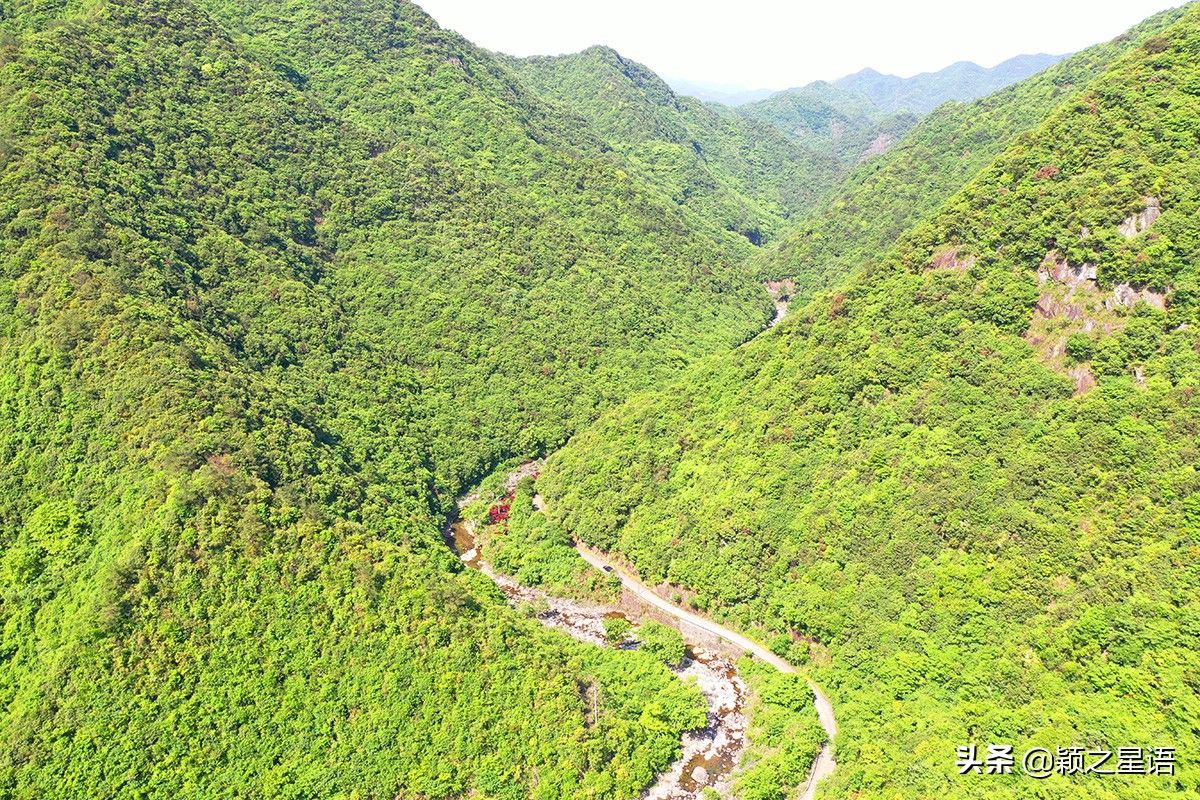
[760,6,1188,300]
[502,46,838,244]
[2,0,1196,797]
[542,9,1200,798]
[0,0,774,795]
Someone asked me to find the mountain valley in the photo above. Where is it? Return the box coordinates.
[0,2,1195,799]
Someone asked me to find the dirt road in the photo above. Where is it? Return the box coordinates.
[571,537,837,799]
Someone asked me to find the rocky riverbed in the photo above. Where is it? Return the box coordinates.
[446,513,748,799]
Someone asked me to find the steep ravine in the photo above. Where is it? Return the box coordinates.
[445,466,837,799]
[447,512,748,799]
[570,535,836,800]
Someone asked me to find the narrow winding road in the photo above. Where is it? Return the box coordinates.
[570,535,837,799]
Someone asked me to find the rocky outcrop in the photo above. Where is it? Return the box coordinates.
[1027,252,1127,397]
[1068,365,1097,395]
[1028,248,1173,397]
[1034,295,1085,321]
[764,278,795,299]
[929,246,975,272]
[1037,255,1097,287]
[764,279,795,328]
[1118,196,1161,237]
[863,132,896,158]
[1107,283,1168,311]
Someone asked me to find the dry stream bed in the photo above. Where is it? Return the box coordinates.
[446,459,835,799]
[448,515,748,800]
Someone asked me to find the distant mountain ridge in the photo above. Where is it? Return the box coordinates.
[668,53,1067,114]
[501,45,843,243]
[726,52,1065,171]
[499,49,1066,240]
[735,80,919,166]
[835,53,1069,114]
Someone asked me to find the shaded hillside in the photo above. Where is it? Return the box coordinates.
[0,0,778,796]
[541,7,1200,799]
[837,53,1067,114]
[193,1,773,493]
[503,46,838,242]
[759,6,1188,298]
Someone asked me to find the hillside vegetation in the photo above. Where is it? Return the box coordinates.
[3,0,1197,797]
[542,8,1200,798]
[735,81,918,169]
[732,54,1065,193]
[762,6,1188,299]
[503,46,837,243]
[0,0,779,795]
[194,0,772,496]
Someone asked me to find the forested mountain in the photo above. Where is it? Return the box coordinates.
[836,53,1067,114]
[193,0,772,493]
[502,46,838,242]
[0,0,775,795]
[759,6,1189,299]
[4,0,1197,797]
[541,8,1200,799]
[733,52,1066,188]
[735,81,918,168]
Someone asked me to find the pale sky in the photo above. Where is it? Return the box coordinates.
[417,0,1185,90]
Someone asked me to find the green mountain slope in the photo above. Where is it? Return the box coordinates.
[502,46,837,243]
[541,8,1200,799]
[736,80,919,167]
[0,0,784,795]
[760,6,1189,299]
[191,0,773,493]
